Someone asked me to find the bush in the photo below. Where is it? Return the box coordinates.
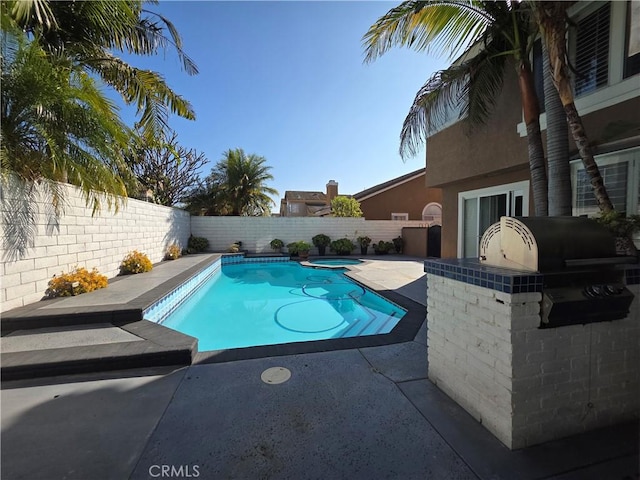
[295,240,312,252]
[270,238,284,250]
[373,241,394,254]
[356,236,372,248]
[330,238,355,255]
[120,251,153,274]
[287,242,299,256]
[312,234,331,247]
[46,266,108,298]
[188,235,209,252]
[393,236,404,254]
[165,243,181,260]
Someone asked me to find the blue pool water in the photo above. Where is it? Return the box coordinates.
[309,259,363,266]
[159,261,405,351]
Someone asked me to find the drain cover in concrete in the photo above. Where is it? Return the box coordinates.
[261,367,291,384]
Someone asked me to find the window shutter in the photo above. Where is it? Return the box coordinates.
[575,3,611,96]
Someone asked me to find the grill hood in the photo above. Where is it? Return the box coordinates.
[479,216,617,272]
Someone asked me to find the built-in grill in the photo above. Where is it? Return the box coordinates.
[479,216,635,328]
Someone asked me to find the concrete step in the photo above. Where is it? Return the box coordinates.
[1,321,197,381]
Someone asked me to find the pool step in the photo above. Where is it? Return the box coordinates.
[341,309,397,338]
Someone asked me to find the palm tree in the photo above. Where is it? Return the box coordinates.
[202,149,278,216]
[1,37,132,259]
[542,38,571,216]
[1,37,130,213]
[214,149,278,216]
[2,0,197,142]
[533,1,613,213]
[363,1,549,216]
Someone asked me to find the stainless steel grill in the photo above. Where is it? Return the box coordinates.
[479,216,635,327]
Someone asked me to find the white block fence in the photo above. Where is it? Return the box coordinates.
[1,180,426,312]
[1,181,190,312]
[190,216,426,254]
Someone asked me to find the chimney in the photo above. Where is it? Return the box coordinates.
[326,180,338,204]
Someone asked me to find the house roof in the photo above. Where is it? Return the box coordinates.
[283,191,327,203]
[353,168,426,202]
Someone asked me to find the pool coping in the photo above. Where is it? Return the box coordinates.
[1,254,221,380]
[1,254,426,377]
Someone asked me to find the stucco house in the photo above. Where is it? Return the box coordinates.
[353,168,442,222]
[280,170,442,221]
[279,180,339,217]
[426,1,639,258]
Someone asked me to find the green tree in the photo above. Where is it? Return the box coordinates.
[1,37,130,212]
[1,37,132,259]
[2,0,197,142]
[190,148,278,216]
[331,196,363,217]
[533,1,613,213]
[363,0,549,216]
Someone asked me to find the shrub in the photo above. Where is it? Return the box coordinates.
[356,236,372,248]
[46,266,108,298]
[330,238,355,255]
[287,242,300,256]
[165,243,181,260]
[312,234,331,247]
[373,241,394,254]
[294,240,312,252]
[120,251,153,274]
[188,235,209,252]
[393,236,404,254]
[270,238,284,250]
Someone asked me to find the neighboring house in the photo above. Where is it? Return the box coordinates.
[353,168,443,222]
[426,1,640,258]
[279,180,339,217]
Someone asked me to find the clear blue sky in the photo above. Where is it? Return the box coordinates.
[118,1,447,211]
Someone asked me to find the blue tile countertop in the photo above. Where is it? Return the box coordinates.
[424,258,640,293]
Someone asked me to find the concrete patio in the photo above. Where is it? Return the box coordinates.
[1,255,638,479]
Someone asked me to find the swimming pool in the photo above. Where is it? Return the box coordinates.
[309,259,363,266]
[154,261,405,351]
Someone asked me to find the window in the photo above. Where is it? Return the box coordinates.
[572,147,640,216]
[391,213,409,221]
[287,202,304,215]
[625,0,640,78]
[422,202,442,224]
[532,39,546,113]
[458,181,529,258]
[574,3,611,96]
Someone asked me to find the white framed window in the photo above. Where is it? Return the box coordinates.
[518,1,639,137]
[571,2,611,96]
[422,202,442,224]
[571,147,640,217]
[458,181,530,258]
[391,213,409,221]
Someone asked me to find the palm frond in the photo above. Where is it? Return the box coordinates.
[363,0,494,63]
[399,43,506,159]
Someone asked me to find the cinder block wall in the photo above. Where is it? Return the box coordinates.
[191,217,426,254]
[426,274,640,449]
[1,181,190,312]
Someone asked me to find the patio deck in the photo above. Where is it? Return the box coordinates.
[1,255,638,479]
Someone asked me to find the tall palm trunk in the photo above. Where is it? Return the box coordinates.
[543,39,572,216]
[518,58,548,216]
[535,1,613,213]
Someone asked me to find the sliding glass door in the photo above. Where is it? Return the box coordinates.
[458,181,529,258]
